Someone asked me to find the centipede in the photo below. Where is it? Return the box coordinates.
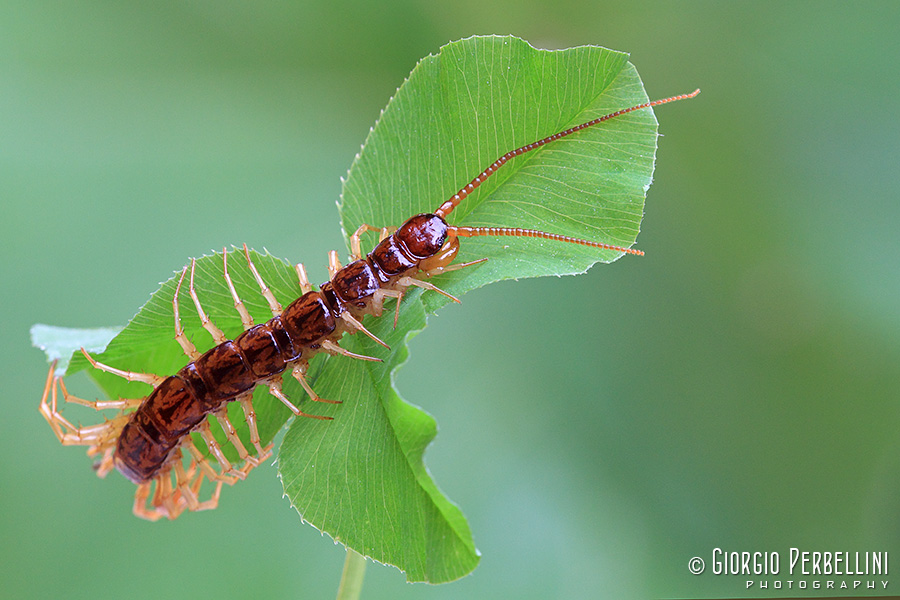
[39,89,699,521]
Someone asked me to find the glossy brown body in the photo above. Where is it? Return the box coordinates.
[114,213,450,483]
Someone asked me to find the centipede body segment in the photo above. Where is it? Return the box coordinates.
[39,89,699,520]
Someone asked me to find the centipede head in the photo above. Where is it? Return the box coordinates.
[396,214,449,259]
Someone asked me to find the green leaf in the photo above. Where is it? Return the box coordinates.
[282,35,658,582]
[34,35,663,585]
[30,323,122,374]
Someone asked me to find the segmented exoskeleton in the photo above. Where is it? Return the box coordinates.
[39,90,699,520]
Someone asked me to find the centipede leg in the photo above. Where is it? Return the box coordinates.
[243,243,283,316]
[215,408,258,466]
[340,312,389,349]
[51,377,131,477]
[321,339,382,362]
[58,378,143,411]
[163,464,218,518]
[223,248,255,330]
[173,457,200,509]
[237,393,271,458]
[349,223,395,261]
[191,476,223,512]
[197,420,246,480]
[130,473,186,522]
[80,349,166,388]
[267,376,333,420]
[133,481,164,522]
[173,266,202,360]
[296,263,312,294]
[188,258,228,344]
[47,419,123,447]
[156,470,182,518]
[290,363,340,404]
[328,250,342,280]
[184,437,238,485]
[397,276,461,304]
[371,288,404,326]
[184,469,224,512]
[93,447,116,478]
[39,365,77,442]
[39,365,132,474]
[423,257,489,277]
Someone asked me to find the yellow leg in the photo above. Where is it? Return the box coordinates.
[80,348,166,387]
[291,364,340,404]
[238,392,269,458]
[349,223,395,260]
[223,248,255,330]
[173,266,202,360]
[188,258,228,344]
[296,263,312,294]
[268,376,332,420]
[243,244,283,316]
[328,250,342,280]
[197,420,246,480]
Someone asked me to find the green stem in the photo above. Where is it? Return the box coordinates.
[336,548,367,600]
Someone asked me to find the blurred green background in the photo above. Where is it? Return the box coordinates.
[4,2,899,599]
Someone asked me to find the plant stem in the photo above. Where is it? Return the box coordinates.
[336,548,367,600]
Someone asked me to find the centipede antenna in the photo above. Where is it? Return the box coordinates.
[434,89,700,219]
[450,226,644,256]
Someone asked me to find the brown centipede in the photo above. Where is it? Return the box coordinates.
[39,89,700,521]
